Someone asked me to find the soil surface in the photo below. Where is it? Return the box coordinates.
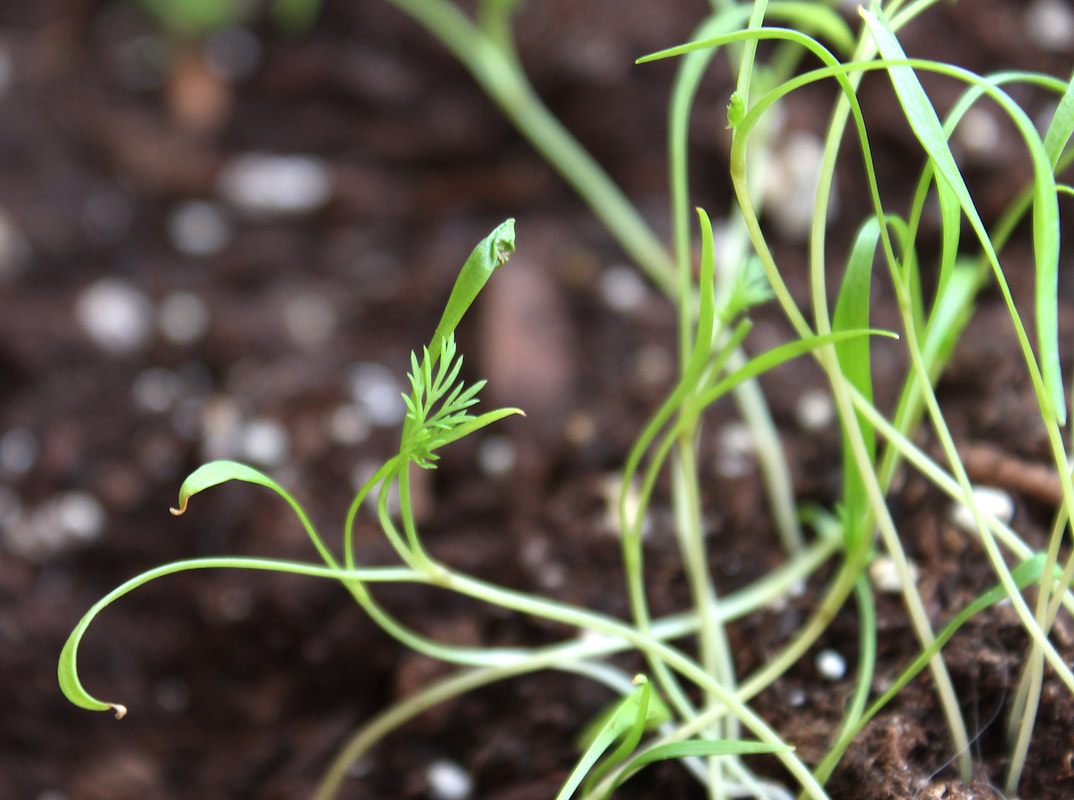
[2,2,1073,799]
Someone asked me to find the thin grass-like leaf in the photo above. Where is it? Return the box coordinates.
[832,219,881,546]
[607,739,792,798]
[556,678,651,800]
[59,556,419,717]
[861,2,1064,425]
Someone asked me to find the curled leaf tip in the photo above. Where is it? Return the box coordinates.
[492,218,516,266]
[169,500,187,516]
[112,703,127,719]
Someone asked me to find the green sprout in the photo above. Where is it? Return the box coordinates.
[60,2,1074,799]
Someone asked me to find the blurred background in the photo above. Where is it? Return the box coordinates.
[2,1,1072,798]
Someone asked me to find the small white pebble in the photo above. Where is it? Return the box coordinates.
[715,422,755,478]
[2,491,105,560]
[132,367,183,413]
[868,555,918,594]
[203,27,261,81]
[0,428,38,477]
[598,265,648,312]
[154,678,191,713]
[762,131,831,241]
[158,291,210,345]
[217,153,334,218]
[955,106,1000,156]
[167,201,232,256]
[57,492,106,542]
[326,404,370,446]
[599,473,650,538]
[477,435,517,478]
[794,388,835,431]
[76,279,154,354]
[239,418,290,467]
[948,485,1014,535]
[347,363,406,427]
[283,292,336,348]
[426,759,473,800]
[816,649,847,681]
[1025,0,1074,52]
[786,687,807,707]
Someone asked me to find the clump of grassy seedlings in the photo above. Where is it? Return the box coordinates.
[60,1,1074,798]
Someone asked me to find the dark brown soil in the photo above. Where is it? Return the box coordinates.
[2,2,1072,799]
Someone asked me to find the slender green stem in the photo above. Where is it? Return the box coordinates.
[383,0,675,296]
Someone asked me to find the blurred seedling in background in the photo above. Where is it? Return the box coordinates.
[127,0,321,133]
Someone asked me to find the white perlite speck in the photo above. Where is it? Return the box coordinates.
[948,485,1014,535]
[217,153,334,218]
[283,292,336,348]
[1025,0,1074,51]
[239,418,290,467]
[426,759,473,800]
[715,422,755,478]
[158,291,210,345]
[167,201,232,256]
[598,265,647,312]
[794,388,835,431]
[762,130,833,241]
[347,363,406,427]
[816,649,847,681]
[3,491,106,561]
[868,555,918,594]
[955,106,1000,156]
[76,279,154,354]
[477,435,517,478]
[326,404,370,446]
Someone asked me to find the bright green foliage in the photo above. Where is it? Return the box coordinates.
[402,336,487,469]
[429,218,515,364]
[60,3,1074,800]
